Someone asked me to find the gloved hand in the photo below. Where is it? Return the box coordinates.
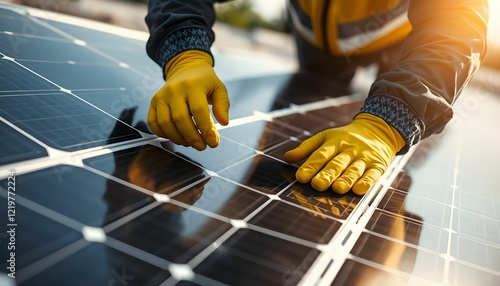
[148,50,230,151]
[284,113,405,195]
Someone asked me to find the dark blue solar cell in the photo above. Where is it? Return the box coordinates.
[0,195,82,271]
[218,155,296,194]
[0,92,141,151]
[219,119,299,151]
[73,89,158,134]
[108,204,232,264]
[165,137,255,172]
[248,200,342,243]
[0,120,47,165]
[93,43,162,76]
[20,243,170,286]
[0,59,58,92]
[0,165,152,227]
[46,20,143,48]
[20,60,157,91]
[0,33,112,63]
[84,145,207,194]
[194,229,321,285]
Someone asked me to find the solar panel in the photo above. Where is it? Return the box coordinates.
[1,2,499,285]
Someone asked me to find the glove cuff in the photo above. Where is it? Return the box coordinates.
[157,27,213,76]
[359,95,424,154]
[354,113,407,153]
[164,50,213,80]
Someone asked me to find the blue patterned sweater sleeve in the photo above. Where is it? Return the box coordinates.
[360,96,424,155]
[156,27,212,70]
[145,0,226,76]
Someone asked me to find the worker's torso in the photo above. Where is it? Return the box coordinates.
[288,0,412,55]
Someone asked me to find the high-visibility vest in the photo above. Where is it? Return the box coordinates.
[288,0,413,55]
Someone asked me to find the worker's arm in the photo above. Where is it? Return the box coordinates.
[286,0,488,194]
[364,0,488,153]
[145,0,230,150]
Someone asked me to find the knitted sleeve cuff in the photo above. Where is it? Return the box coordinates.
[157,27,213,72]
[359,95,425,154]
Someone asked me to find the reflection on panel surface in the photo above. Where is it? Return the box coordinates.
[248,200,342,244]
[281,181,362,220]
[344,85,500,286]
[21,243,171,286]
[0,165,152,227]
[172,176,268,220]
[85,144,207,194]
[352,233,445,282]
[74,89,155,134]
[218,154,296,194]
[108,204,232,264]
[366,210,448,253]
[219,119,302,151]
[194,229,321,286]
[165,138,255,172]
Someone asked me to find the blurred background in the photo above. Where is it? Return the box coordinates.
[3,0,498,70]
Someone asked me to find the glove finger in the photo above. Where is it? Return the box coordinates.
[352,166,384,195]
[284,132,326,164]
[156,103,189,147]
[189,89,220,148]
[311,152,352,192]
[294,139,337,184]
[170,98,207,151]
[210,82,230,126]
[147,106,167,138]
[332,159,367,194]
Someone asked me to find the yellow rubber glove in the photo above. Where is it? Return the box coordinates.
[284,113,406,195]
[148,50,230,151]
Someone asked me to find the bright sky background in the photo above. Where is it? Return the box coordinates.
[488,0,500,43]
[253,0,499,44]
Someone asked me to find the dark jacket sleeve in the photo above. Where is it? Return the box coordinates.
[360,0,488,154]
[145,0,227,74]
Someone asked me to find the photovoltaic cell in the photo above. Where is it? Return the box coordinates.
[0,59,58,92]
[171,176,269,220]
[108,205,233,264]
[247,200,342,244]
[0,121,47,165]
[163,139,256,173]
[0,166,152,227]
[0,196,82,271]
[1,3,499,285]
[219,119,305,151]
[73,89,157,134]
[280,181,362,220]
[18,61,153,91]
[193,229,321,286]
[20,243,171,286]
[217,155,297,195]
[46,20,145,48]
[366,210,449,253]
[84,145,208,194]
[0,92,141,151]
[0,33,110,63]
